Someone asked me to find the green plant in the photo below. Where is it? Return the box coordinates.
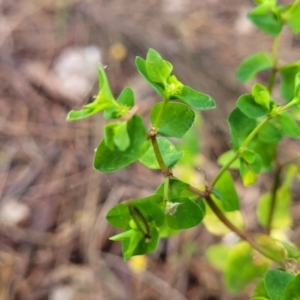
[67,0,300,297]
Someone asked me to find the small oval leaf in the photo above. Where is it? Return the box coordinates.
[94,115,148,172]
[150,102,195,138]
[175,85,216,110]
[264,269,294,300]
[224,242,268,293]
[237,94,269,119]
[236,52,273,82]
[166,197,205,230]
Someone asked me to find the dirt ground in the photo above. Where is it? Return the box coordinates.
[1,0,300,299]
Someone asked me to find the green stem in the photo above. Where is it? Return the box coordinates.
[205,196,279,262]
[205,195,251,242]
[150,134,171,177]
[211,100,298,188]
[188,185,207,198]
[211,152,239,186]
[189,188,279,262]
[211,116,271,187]
[240,116,271,149]
[164,177,170,203]
[266,164,282,235]
[280,98,298,112]
[288,0,300,14]
[268,69,277,93]
[268,34,280,93]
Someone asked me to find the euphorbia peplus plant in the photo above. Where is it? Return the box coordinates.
[67,0,300,297]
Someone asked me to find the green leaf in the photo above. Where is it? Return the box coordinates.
[250,153,262,173]
[122,230,144,259]
[155,178,190,200]
[67,65,116,121]
[205,244,232,271]
[253,0,274,5]
[122,226,159,260]
[135,56,165,96]
[247,12,283,36]
[252,83,271,110]
[287,5,300,34]
[236,52,273,82]
[224,242,268,293]
[284,273,300,300]
[253,234,287,263]
[264,269,294,300]
[228,108,257,150]
[113,121,130,151]
[150,102,195,138]
[217,150,240,169]
[278,240,300,259]
[257,191,291,230]
[252,140,277,171]
[275,112,300,138]
[166,197,205,230]
[250,2,274,14]
[175,85,216,110]
[97,64,114,101]
[175,123,200,165]
[241,149,256,163]
[258,122,282,144]
[251,298,270,300]
[241,154,261,186]
[139,137,183,169]
[132,195,165,227]
[279,62,300,101]
[158,221,179,238]
[253,278,270,299]
[146,48,173,84]
[212,171,240,211]
[109,229,135,241]
[106,203,131,229]
[67,101,113,121]
[94,115,148,172]
[237,94,269,119]
[104,123,118,151]
[104,87,134,119]
[240,158,258,186]
[104,121,130,151]
[180,189,206,211]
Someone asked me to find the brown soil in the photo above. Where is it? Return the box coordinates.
[1,0,300,299]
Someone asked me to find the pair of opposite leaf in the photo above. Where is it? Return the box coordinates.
[66,49,216,173]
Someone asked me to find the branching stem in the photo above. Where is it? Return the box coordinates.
[211,116,271,187]
[189,187,281,262]
[211,152,239,187]
[268,34,280,93]
[205,195,249,242]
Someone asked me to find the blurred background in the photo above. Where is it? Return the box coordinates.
[1,0,300,299]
